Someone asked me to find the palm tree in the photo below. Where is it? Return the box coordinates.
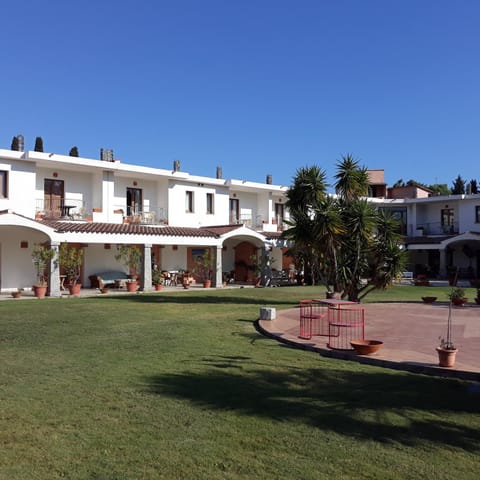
[284,157,406,300]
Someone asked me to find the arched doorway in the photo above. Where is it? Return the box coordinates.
[234,241,256,283]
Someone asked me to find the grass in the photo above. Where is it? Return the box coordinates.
[1,285,479,479]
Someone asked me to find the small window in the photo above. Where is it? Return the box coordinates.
[186,191,194,213]
[475,206,480,223]
[206,193,214,214]
[0,171,8,198]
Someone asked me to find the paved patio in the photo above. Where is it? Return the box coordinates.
[258,301,480,381]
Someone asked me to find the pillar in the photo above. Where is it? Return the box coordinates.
[141,244,153,291]
[48,242,61,298]
[213,245,223,288]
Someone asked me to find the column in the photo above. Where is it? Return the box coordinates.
[48,242,61,298]
[141,244,153,291]
[213,245,223,288]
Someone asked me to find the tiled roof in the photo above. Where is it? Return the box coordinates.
[199,224,244,236]
[38,220,219,238]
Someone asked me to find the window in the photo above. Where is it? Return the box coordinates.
[229,198,239,223]
[186,191,194,213]
[127,187,142,216]
[476,206,480,223]
[441,208,454,234]
[275,203,284,226]
[0,171,7,198]
[206,193,214,214]
[441,208,454,226]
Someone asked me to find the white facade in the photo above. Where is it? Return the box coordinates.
[0,149,290,295]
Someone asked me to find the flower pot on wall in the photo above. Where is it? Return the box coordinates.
[202,279,211,288]
[126,281,138,293]
[154,284,163,291]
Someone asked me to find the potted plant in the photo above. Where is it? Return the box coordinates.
[437,286,460,367]
[31,244,55,298]
[447,287,467,306]
[11,288,23,299]
[193,249,214,288]
[115,245,142,292]
[152,269,164,291]
[59,243,84,295]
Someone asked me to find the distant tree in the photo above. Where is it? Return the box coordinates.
[392,179,405,188]
[469,179,478,194]
[451,175,466,195]
[69,146,79,157]
[428,183,450,196]
[34,136,44,152]
[11,136,19,151]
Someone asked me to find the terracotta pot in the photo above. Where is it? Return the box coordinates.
[33,285,47,298]
[154,284,163,291]
[11,291,21,299]
[126,281,138,293]
[436,347,458,367]
[100,287,110,294]
[350,339,384,355]
[451,297,468,306]
[68,283,82,296]
[202,279,211,288]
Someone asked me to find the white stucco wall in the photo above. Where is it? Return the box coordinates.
[0,228,50,290]
[0,159,36,217]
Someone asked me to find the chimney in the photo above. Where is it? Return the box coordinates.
[100,148,114,162]
[266,174,272,185]
[17,134,24,151]
[216,166,222,179]
[173,159,181,172]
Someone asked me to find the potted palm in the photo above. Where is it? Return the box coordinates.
[59,243,84,295]
[31,244,55,298]
[115,245,142,292]
[152,269,164,291]
[193,249,214,288]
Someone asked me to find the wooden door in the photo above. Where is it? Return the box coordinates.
[44,179,64,218]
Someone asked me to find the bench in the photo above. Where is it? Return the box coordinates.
[89,271,130,289]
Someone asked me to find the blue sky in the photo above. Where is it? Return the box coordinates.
[1,0,479,189]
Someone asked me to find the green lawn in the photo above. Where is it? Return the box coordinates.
[1,286,479,479]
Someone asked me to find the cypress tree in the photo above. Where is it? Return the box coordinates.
[69,146,79,157]
[11,136,19,151]
[34,136,44,152]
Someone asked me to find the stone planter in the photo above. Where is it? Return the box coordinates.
[421,296,437,303]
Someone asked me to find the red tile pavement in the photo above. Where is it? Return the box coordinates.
[258,301,480,381]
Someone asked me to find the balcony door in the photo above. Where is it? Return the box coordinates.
[44,179,64,218]
[127,187,142,216]
[229,198,239,224]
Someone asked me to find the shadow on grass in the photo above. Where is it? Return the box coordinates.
[145,362,480,450]
[88,292,299,306]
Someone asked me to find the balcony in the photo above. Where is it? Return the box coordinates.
[415,221,459,236]
[230,213,264,229]
[36,198,87,220]
[114,205,168,225]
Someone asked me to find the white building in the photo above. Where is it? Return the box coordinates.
[0,149,291,296]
